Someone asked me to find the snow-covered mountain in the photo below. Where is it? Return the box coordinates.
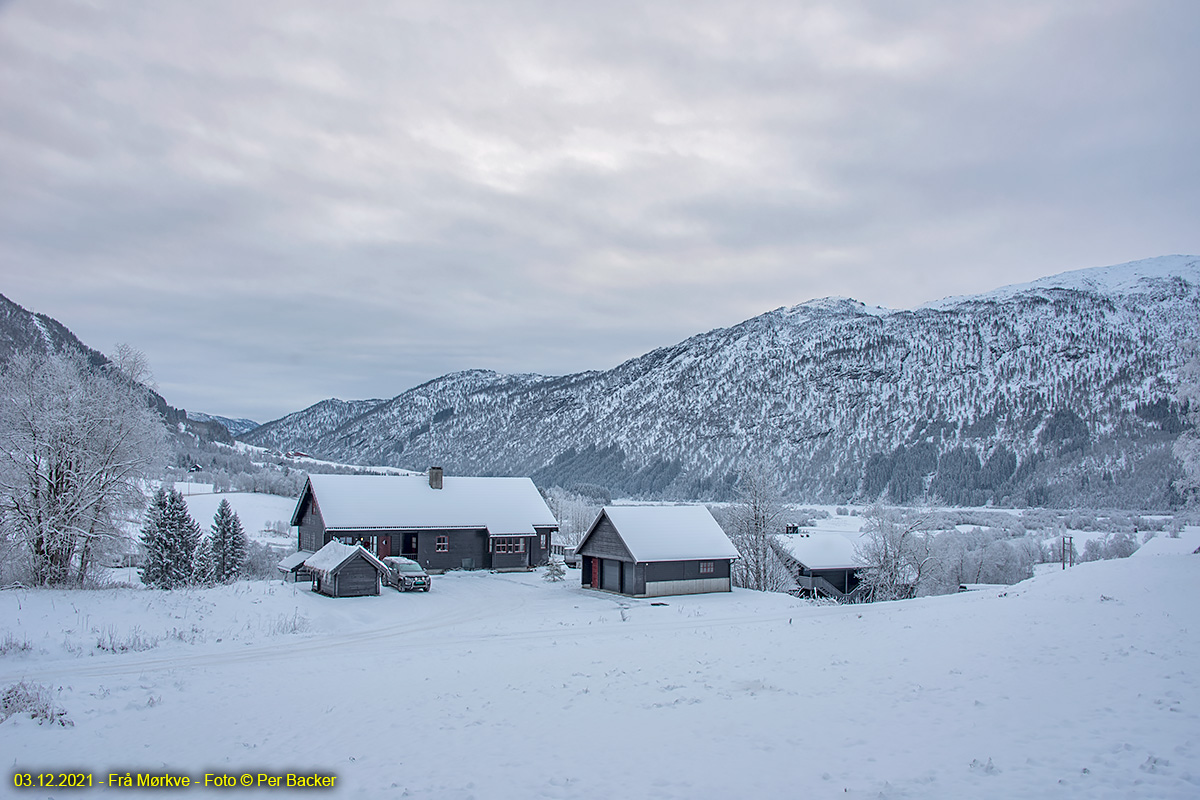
[185,412,260,437]
[242,256,1199,508]
[241,397,387,452]
[0,293,234,445]
[0,292,108,367]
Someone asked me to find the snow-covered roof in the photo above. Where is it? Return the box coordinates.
[277,550,314,571]
[775,532,861,570]
[303,541,387,576]
[587,505,740,562]
[295,474,558,536]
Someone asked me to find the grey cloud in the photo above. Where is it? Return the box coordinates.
[1,0,1196,421]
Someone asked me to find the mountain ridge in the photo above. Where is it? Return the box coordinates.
[241,255,1200,508]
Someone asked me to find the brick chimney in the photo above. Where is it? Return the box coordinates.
[428,466,443,490]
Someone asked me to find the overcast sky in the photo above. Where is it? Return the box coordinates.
[2,1,1197,422]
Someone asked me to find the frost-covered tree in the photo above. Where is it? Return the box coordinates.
[192,535,215,587]
[209,499,247,583]
[543,556,566,582]
[540,486,603,546]
[140,488,201,589]
[0,350,166,585]
[726,461,792,592]
[854,506,937,601]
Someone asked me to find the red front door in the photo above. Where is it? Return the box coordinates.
[378,535,391,559]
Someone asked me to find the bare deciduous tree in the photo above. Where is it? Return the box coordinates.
[854,506,937,601]
[727,461,792,592]
[0,350,166,585]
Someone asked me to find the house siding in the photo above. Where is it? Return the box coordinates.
[645,559,732,582]
[577,515,634,561]
[530,527,554,567]
[297,494,325,553]
[416,529,490,572]
[644,577,732,597]
[492,548,529,570]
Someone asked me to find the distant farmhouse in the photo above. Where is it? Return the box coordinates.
[773,529,862,601]
[290,469,558,572]
[577,505,739,597]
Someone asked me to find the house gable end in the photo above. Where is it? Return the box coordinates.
[576,512,635,562]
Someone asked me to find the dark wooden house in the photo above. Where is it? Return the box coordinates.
[291,469,558,573]
[303,541,388,597]
[577,505,739,597]
[773,531,862,600]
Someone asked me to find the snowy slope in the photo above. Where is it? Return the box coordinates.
[1,553,1197,798]
[179,490,298,546]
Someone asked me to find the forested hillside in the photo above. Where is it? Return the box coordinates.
[241,256,1199,508]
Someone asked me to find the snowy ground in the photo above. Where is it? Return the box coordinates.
[1,553,1197,799]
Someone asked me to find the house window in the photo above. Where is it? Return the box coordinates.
[436,535,448,552]
[699,561,714,574]
[539,534,547,549]
[494,537,525,554]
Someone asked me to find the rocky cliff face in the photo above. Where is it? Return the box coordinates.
[240,255,1200,508]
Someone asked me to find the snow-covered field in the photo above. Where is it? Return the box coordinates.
[176,488,298,546]
[1,552,1197,799]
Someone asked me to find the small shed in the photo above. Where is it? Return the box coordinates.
[577,506,739,597]
[774,532,861,600]
[304,541,388,598]
[277,550,314,583]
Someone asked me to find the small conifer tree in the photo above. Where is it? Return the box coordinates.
[544,556,566,582]
[210,499,248,583]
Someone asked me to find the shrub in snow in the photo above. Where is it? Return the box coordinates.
[243,540,285,579]
[0,681,72,726]
[0,633,32,655]
[95,625,158,653]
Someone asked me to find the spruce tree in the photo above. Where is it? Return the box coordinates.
[139,488,171,588]
[140,488,201,589]
[164,489,202,587]
[210,499,247,583]
[193,535,216,586]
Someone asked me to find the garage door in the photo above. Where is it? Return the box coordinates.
[602,559,622,592]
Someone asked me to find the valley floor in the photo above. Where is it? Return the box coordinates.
[1,554,1198,799]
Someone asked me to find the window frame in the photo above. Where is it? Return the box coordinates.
[435,535,449,552]
[699,561,715,575]
[494,537,526,554]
